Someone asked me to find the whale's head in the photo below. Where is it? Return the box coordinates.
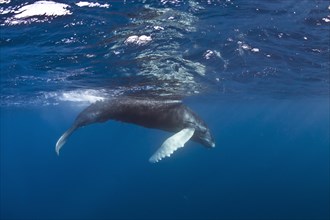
[187,120,215,148]
[192,123,215,148]
[182,106,215,148]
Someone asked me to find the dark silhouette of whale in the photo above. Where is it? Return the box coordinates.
[56,96,215,163]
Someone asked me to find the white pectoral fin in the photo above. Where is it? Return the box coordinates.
[149,128,195,163]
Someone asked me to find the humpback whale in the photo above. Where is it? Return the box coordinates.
[55,96,215,163]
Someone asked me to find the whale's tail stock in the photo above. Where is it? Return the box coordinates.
[55,101,106,156]
[55,125,78,155]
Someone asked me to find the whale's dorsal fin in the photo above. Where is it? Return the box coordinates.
[149,128,195,163]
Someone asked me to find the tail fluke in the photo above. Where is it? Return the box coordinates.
[55,126,77,155]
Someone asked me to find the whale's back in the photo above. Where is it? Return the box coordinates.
[108,97,186,132]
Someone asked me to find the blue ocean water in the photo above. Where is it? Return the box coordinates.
[0,0,329,219]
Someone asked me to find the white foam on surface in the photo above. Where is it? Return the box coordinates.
[14,1,71,18]
[251,48,260,52]
[125,35,152,46]
[0,0,10,4]
[153,25,164,30]
[2,1,71,25]
[0,6,13,15]
[322,16,330,23]
[59,89,105,103]
[241,44,251,50]
[75,1,110,8]
[160,0,181,5]
[204,49,229,69]
[204,50,214,59]
[237,41,260,54]
[204,50,224,60]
